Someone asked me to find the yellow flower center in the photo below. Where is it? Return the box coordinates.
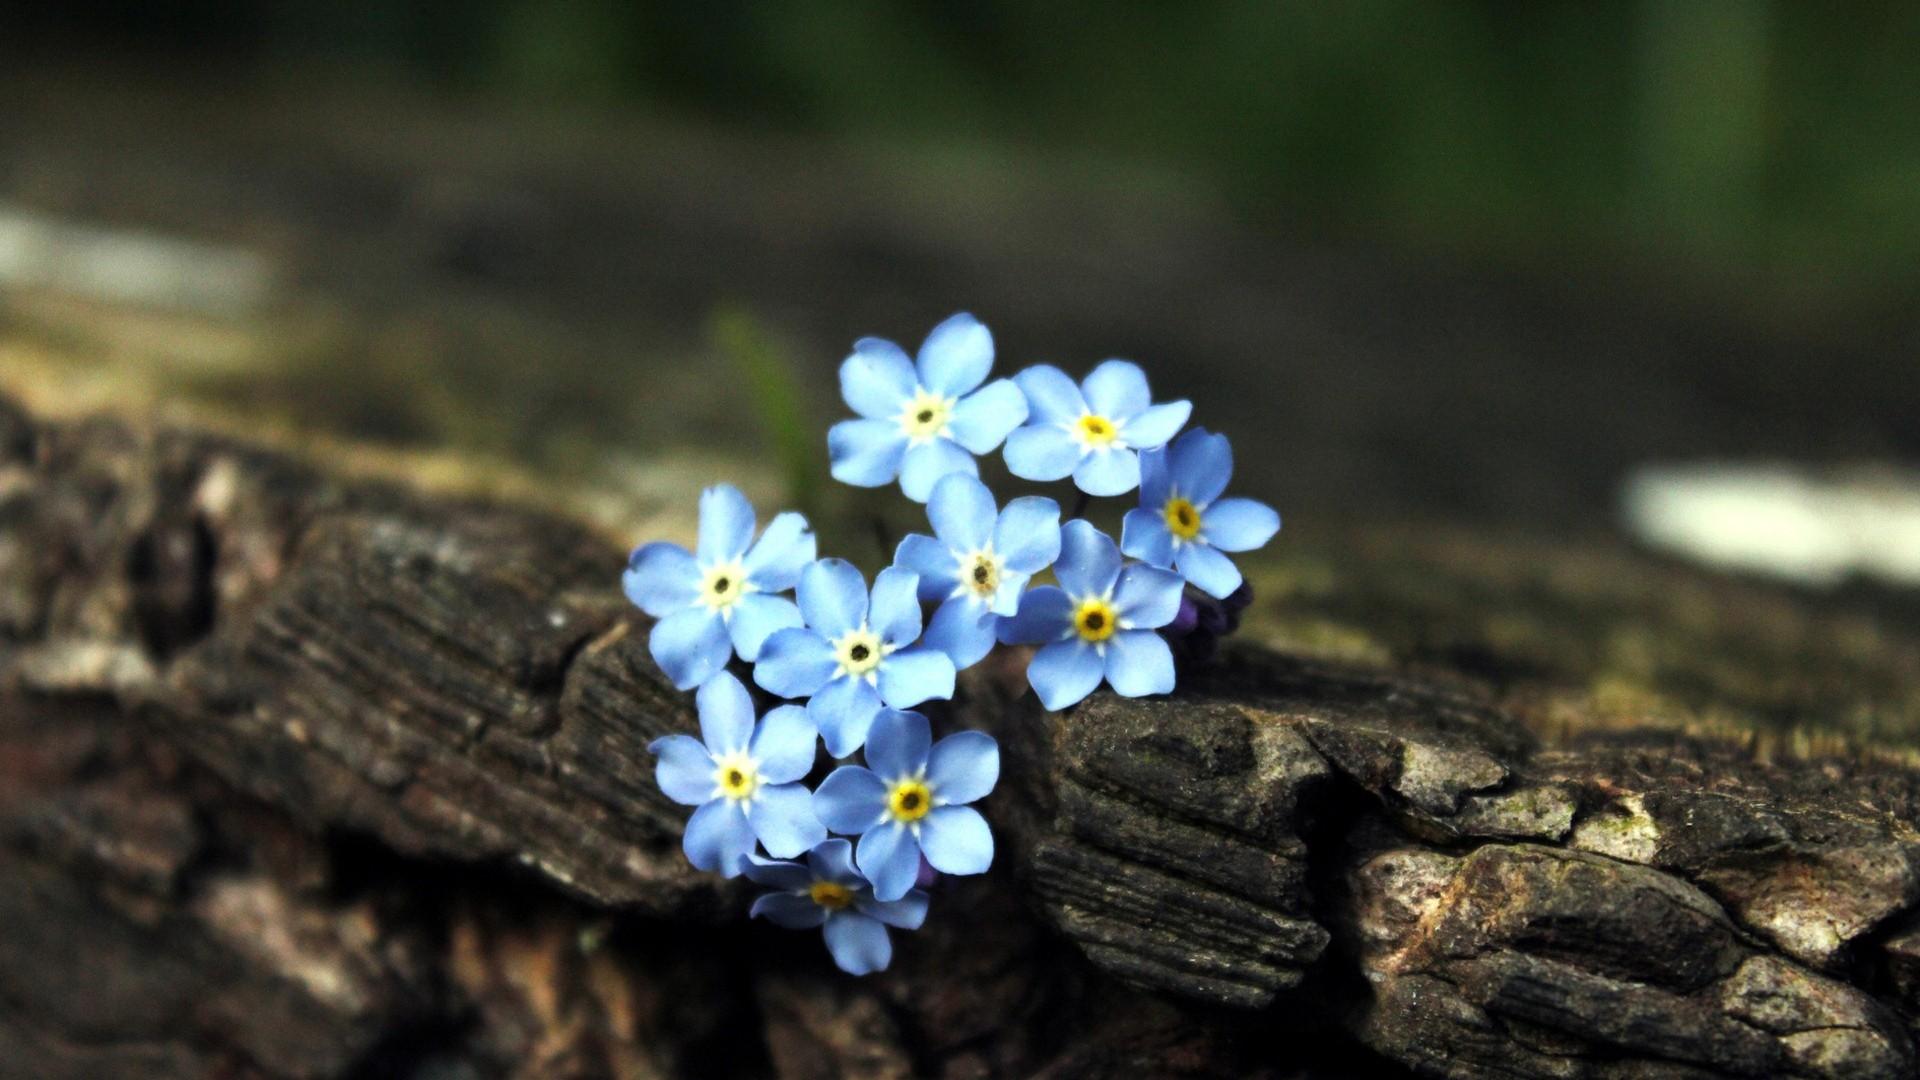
[1076,413,1119,447]
[898,388,955,443]
[1073,597,1118,644]
[698,561,751,612]
[887,778,934,823]
[1163,496,1202,541]
[833,626,888,680]
[712,751,760,802]
[809,881,854,909]
[964,551,1000,599]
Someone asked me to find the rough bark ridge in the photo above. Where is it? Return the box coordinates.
[1,395,1916,1078]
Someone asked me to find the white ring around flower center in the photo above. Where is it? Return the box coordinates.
[952,545,1003,602]
[697,560,754,616]
[898,387,957,445]
[710,749,762,803]
[1067,410,1126,452]
[831,625,891,682]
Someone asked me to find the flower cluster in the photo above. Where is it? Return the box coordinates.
[624,313,1278,974]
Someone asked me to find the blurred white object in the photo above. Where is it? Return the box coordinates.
[0,203,273,317]
[1622,463,1920,586]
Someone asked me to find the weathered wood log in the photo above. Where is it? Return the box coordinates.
[2,394,1917,1077]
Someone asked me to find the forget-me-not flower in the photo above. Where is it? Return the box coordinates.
[1004,360,1190,496]
[648,673,825,877]
[744,839,929,975]
[624,485,815,690]
[1122,428,1281,599]
[828,313,1029,502]
[998,519,1184,709]
[893,473,1062,670]
[754,559,957,757]
[813,710,999,901]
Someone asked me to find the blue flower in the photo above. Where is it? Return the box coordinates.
[893,473,1062,671]
[997,519,1184,709]
[624,484,816,690]
[753,559,957,757]
[813,710,999,901]
[743,839,929,975]
[827,313,1030,502]
[1004,360,1191,496]
[648,673,825,877]
[1121,428,1281,599]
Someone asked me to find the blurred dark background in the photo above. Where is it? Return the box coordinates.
[1,1,1916,550]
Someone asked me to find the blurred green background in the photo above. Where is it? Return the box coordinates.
[14,1,1920,300]
[1,0,1916,539]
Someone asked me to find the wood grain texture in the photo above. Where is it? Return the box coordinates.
[2,394,1916,1077]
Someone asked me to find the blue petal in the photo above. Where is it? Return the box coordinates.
[990,574,1031,617]
[856,823,923,901]
[855,890,929,930]
[648,734,716,805]
[814,767,888,834]
[1013,365,1086,425]
[743,511,816,591]
[915,312,994,398]
[1055,519,1123,599]
[1073,447,1140,497]
[753,627,838,699]
[749,704,818,784]
[809,676,885,758]
[924,596,998,669]
[841,337,916,419]
[823,911,892,975]
[1120,508,1175,568]
[1003,425,1081,482]
[1138,444,1173,508]
[1113,564,1184,628]
[996,585,1073,645]
[926,730,999,805]
[1104,630,1176,697]
[743,852,814,891]
[893,533,958,601]
[1028,638,1105,710]
[864,709,931,781]
[806,837,860,884]
[1169,427,1232,505]
[925,734,998,810]
[697,484,756,564]
[1080,359,1151,419]
[1177,543,1244,600]
[622,542,699,617]
[1202,497,1281,553]
[867,566,923,647]
[828,419,907,488]
[876,648,955,710]
[683,799,755,876]
[751,891,828,929]
[1118,400,1191,451]
[927,473,995,553]
[649,607,732,691]
[918,806,994,876]
[728,593,803,662]
[749,782,827,859]
[899,438,978,503]
[946,378,1028,454]
[696,671,756,754]
[992,496,1062,574]
[798,558,869,639]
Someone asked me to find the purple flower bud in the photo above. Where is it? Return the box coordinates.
[1169,595,1201,637]
[1196,596,1231,636]
[916,854,940,890]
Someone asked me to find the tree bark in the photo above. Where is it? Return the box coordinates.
[1,395,1915,1078]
